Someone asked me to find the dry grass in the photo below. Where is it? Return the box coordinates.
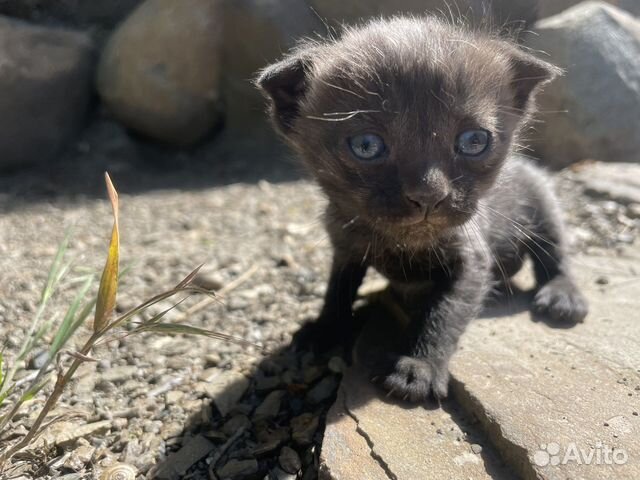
[0,173,259,473]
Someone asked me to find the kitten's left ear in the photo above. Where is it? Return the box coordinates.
[505,46,562,111]
[256,50,314,135]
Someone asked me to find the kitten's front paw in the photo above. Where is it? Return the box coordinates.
[372,355,449,402]
[533,275,588,324]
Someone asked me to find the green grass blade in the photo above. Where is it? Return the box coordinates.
[0,233,75,401]
[20,375,50,403]
[40,229,73,305]
[49,276,94,357]
[0,383,15,407]
[0,353,5,394]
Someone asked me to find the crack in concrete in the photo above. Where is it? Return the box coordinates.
[342,390,399,480]
[450,376,539,480]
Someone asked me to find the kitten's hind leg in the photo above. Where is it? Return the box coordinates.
[525,190,588,324]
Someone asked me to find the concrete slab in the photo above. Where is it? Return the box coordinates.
[451,250,640,479]
[321,247,640,479]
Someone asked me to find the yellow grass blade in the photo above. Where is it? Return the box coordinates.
[93,173,120,333]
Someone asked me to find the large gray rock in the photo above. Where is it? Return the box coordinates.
[538,0,640,18]
[525,2,640,167]
[0,16,94,171]
[96,0,223,146]
[220,0,322,130]
[0,0,143,28]
[65,0,144,27]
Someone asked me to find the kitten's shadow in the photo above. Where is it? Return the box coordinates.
[480,282,533,319]
[480,282,579,329]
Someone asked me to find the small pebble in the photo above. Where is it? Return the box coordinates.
[291,413,319,446]
[303,366,324,384]
[306,376,339,405]
[252,438,282,457]
[471,444,483,454]
[217,458,258,479]
[254,390,285,420]
[165,390,184,405]
[273,467,297,480]
[279,446,302,474]
[255,375,281,392]
[328,356,347,374]
[222,415,251,437]
[28,350,49,370]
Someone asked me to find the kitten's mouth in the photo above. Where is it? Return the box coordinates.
[377,211,429,227]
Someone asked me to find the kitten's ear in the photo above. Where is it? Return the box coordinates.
[256,51,314,134]
[506,46,562,111]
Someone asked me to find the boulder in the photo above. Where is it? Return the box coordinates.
[524,2,640,167]
[67,0,144,28]
[0,16,94,171]
[219,0,322,130]
[96,0,223,146]
[538,0,640,18]
[0,0,143,27]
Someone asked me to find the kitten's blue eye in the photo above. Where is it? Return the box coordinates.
[348,133,385,160]
[455,129,491,156]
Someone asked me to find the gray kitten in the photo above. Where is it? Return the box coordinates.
[257,16,588,402]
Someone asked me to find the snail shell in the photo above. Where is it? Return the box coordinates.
[100,463,137,480]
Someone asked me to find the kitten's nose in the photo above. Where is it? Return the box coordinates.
[404,189,448,215]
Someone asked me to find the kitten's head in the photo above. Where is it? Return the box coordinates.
[257,17,559,241]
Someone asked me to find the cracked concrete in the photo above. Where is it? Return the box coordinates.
[321,247,640,479]
[320,382,397,480]
[321,365,513,480]
[342,394,399,480]
[449,249,640,479]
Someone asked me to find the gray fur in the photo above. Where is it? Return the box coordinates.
[257,16,587,402]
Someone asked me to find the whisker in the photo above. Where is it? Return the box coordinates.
[306,109,382,122]
[318,79,365,99]
[479,202,558,249]
[474,208,552,279]
[342,215,360,229]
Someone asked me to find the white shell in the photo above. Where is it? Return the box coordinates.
[100,463,137,480]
